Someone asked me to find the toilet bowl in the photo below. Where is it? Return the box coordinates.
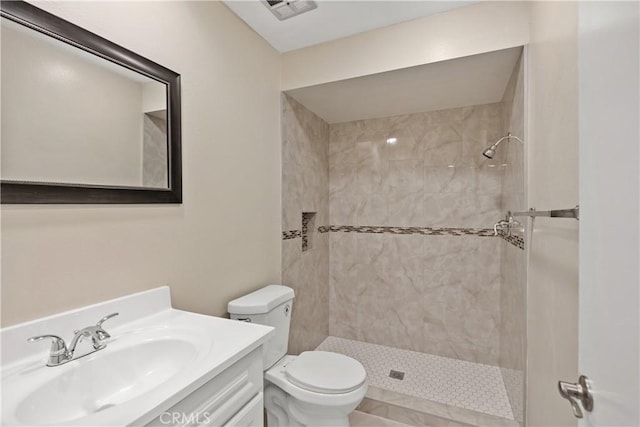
[265,353,367,427]
[228,285,368,427]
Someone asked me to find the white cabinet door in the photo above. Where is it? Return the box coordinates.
[145,348,263,427]
[222,393,263,427]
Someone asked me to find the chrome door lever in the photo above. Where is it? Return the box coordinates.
[558,375,594,418]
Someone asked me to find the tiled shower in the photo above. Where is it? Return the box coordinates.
[282,53,526,425]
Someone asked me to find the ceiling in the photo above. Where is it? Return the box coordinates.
[222,1,476,52]
[285,47,523,123]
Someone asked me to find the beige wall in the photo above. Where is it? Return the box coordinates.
[282,1,530,90]
[1,21,144,187]
[526,2,579,426]
[1,1,282,326]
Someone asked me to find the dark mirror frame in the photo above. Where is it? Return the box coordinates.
[1,1,182,204]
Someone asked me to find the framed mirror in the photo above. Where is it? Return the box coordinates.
[1,1,182,203]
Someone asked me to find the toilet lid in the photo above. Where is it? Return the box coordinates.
[285,351,366,394]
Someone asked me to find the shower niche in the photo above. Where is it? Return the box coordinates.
[301,212,316,252]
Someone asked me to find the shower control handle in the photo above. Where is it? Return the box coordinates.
[558,375,593,418]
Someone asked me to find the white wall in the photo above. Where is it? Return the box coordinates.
[1,1,282,326]
[578,2,639,425]
[527,2,579,426]
[281,1,530,90]
[1,21,144,187]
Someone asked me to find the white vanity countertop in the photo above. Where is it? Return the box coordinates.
[1,287,273,426]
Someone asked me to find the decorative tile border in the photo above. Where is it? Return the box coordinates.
[327,225,495,237]
[282,230,301,240]
[282,226,523,243]
[499,233,525,250]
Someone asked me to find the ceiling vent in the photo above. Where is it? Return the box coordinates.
[261,0,317,21]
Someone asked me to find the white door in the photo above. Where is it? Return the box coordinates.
[578,1,639,426]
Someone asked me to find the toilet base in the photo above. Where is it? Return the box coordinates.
[264,383,351,427]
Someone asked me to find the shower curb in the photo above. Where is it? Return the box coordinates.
[359,385,519,427]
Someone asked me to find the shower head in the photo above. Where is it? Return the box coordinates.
[481,133,523,159]
[482,146,497,159]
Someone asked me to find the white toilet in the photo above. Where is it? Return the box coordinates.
[228,285,367,427]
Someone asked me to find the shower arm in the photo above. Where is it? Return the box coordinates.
[490,133,524,150]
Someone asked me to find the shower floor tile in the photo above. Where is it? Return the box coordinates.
[316,336,514,420]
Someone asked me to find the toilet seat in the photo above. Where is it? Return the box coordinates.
[285,351,366,394]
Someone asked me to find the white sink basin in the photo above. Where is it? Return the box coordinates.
[15,337,196,426]
[1,287,273,426]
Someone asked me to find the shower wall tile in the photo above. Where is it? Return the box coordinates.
[423,194,462,227]
[327,103,514,369]
[477,164,506,194]
[281,94,330,354]
[422,236,501,365]
[329,103,505,366]
[501,367,525,424]
[329,233,502,366]
[282,238,302,289]
[142,114,168,188]
[499,53,526,423]
[388,192,424,227]
[355,193,389,226]
[282,134,304,231]
[462,112,504,167]
[424,166,465,193]
[425,106,465,125]
[460,193,502,228]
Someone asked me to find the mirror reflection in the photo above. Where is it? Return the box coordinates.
[1,17,169,189]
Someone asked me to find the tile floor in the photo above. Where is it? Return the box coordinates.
[316,336,514,420]
[349,411,413,427]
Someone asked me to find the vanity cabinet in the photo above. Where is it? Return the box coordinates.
[146,347,264,427]
[1,287,273,427]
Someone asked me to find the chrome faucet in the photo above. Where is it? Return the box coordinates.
[493,214,522,237]
[493,219,511,236]
[28,312,119,367]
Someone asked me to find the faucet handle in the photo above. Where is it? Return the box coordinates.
[96,312,119,328]
[92,313,118,350]
[28,335,69,366]
[28,334,67,350]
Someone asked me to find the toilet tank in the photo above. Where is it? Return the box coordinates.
[228,285,295,369]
